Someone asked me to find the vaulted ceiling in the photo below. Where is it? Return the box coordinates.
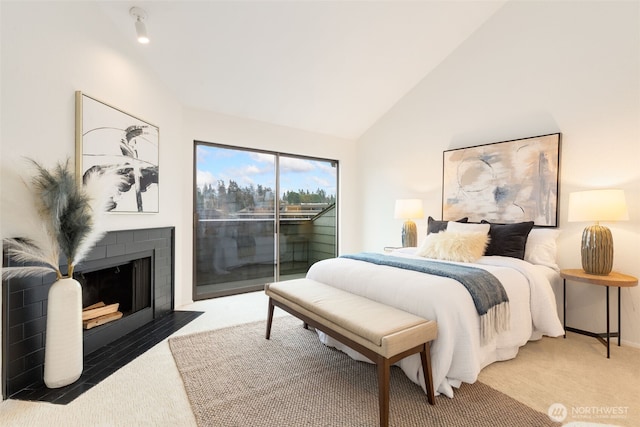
[99,1,506,140]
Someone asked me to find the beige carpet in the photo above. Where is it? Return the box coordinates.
[169,316,559,427]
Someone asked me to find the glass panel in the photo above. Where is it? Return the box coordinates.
[278,155,337,281]
[194,144,276,299]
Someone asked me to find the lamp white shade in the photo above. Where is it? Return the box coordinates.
[394,199,424,220]
[568,189,629,223]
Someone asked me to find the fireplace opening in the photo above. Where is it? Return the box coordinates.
[74,250,155,355]
[75,256,152,323]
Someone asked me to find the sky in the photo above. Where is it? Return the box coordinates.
[196,145,337,198]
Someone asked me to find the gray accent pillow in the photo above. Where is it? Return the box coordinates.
[427,216,468,234]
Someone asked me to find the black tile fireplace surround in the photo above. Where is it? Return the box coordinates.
[2,227,177,401]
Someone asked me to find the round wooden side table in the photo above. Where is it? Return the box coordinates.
[560,269,638,358]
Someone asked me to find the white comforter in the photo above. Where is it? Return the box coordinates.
[305,250,564,398]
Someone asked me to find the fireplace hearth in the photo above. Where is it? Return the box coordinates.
[2,227,176,400]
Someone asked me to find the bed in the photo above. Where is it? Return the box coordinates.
[305,220,564,398]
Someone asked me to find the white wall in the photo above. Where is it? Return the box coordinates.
[1,1,185,244]
[2,0,637,381]
[0,1,184,385]
[357,1,640,346]
[0,1,183,383]
[0,2,359,322]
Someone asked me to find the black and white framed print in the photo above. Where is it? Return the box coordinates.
[76,91,159,213]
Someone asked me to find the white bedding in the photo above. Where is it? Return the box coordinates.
[305,250,564,398]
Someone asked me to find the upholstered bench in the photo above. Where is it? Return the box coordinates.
[265,278,438,427]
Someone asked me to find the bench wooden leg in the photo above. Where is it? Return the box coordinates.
[420,342,435,405]
[377,355,390,427]
[265,298,275,339]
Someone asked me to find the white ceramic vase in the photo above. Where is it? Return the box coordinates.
[44,277,83,388]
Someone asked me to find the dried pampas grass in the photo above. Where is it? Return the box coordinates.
[3,159,124,280]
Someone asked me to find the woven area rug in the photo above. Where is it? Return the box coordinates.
[169,316,558,427]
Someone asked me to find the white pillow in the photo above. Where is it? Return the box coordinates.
[417,230,489,263]
[446,221,490,235]
[524,228,561,271]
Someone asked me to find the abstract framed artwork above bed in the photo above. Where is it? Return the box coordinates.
[442,133,561,227]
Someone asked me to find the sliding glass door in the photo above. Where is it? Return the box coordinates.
[194,142,337,300]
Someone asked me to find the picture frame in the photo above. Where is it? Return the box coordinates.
[75,91,159,213]
[442,133,561,227]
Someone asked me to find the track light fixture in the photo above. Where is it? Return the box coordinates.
[129,7,149,44]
